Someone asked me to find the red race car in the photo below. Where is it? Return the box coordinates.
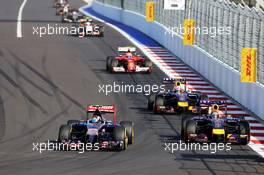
[106,47,153,73]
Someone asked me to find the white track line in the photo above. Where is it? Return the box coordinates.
[17,0,28,38]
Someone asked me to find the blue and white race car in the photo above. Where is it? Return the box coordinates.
[57,105,134,151]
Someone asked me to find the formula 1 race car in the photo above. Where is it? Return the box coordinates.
[56,5,79,16]
[147,78,208,114]
[71,19,104,37]
[106,47,153,73]
[56,6,67,16]
[181,100,250,144]
[53,0,68,8]
[61,10,86,23]
[57,105,134,151]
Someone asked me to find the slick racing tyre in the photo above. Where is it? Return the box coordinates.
[58,125,71,142]
[185,120,197,142]
[120,121,135,144]
[61,16,66,23]
[239,121,250,145]
[99,32,104,37]
[106,56,114,71]
[113,126,128,150]
[99,26,104,37]
[110,59,118,73]
[153,96,164,114]
[181,115,193,140]
[67,120,80,126]
[147,93,156,110]
[144,60,153,73]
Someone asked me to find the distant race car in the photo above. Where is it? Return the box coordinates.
[181,100,250,144]
[147,78,208,114]
[71,19,104,37]
[56,6,67,16]
[56,5,78,16]
[61,10,86,23]
[106,47,153,73]
[57,105,134,151]
[53,0,68,8]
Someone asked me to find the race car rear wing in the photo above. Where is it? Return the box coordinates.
[163,77,186,84]
[200,100,227,115]
[200,100,226,105]
[86,105,117,125]
[118,47,136,52]
[87,105,115,113]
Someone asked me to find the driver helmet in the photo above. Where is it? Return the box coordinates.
[126,50,133,59]
[91,115,99,123]
[85,21,91,26]
[63,5,69,13]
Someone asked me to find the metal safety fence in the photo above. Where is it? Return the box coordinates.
[96,0,264,85]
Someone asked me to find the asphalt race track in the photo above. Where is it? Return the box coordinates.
[0,0,264,174]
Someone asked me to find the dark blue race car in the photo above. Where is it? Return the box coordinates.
[147,78,208,114]
[57,105,134,151]
[181,100,250,144]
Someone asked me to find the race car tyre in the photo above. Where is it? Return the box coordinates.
[147,93,156,110]
[58,124,71,142]
[120,121,134,144]
[181,115,193,140]
[180,127,185,141]
[67,120,80,126]
[110,59,118,73]
[185,120,197,142]
[61,17,65,23]
[99,32,104,37]
[99,27,104,37]
[113,126,126,141]
[240,121,250,145]
[144,60,153,73]
[106,56,114,71]
[113,126,128,150]
[153,96,164,114]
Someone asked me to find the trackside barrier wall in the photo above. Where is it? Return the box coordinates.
[91,1,264,119]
